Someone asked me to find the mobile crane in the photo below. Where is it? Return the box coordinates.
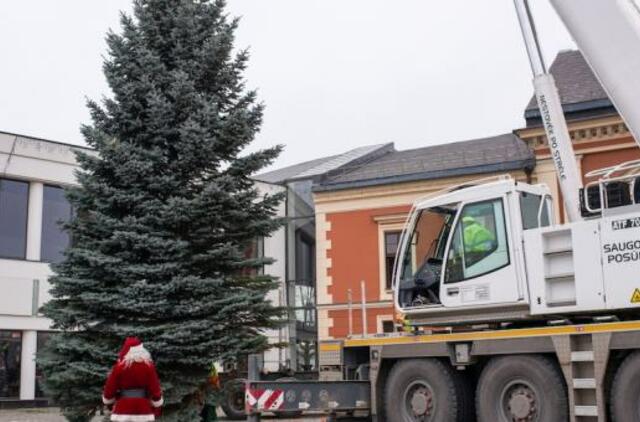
[245,1,640,421]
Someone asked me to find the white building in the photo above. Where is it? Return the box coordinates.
[0,131,80,402]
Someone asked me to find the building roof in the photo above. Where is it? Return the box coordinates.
[0,129,92,151]
[524,50,614,123]
[315,133,534,192]
[254,155,340,184]
[254,143,393,184]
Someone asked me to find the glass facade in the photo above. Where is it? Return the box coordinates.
[285,181,318,371]
[41,185,72,263]
[0,178,29,259]
[0,331,22,398]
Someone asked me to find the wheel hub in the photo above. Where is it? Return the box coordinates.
[505,385,537,421]
[404,381,434,421]
[410,388,433,416]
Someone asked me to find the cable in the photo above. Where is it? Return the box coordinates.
[1,135,18,177]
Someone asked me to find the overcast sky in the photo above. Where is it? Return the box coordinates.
[0,1,575,170]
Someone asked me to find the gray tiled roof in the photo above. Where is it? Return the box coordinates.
[315,133,534,192]
[254,155,341,184]
[254,144,390,184]
[525,50,611,114]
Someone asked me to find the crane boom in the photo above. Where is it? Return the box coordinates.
[513,0,584,222]
[551,0,640,149]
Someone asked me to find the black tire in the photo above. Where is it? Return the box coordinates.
[219,378,246,420]
[452,369,476,422]
[384,358,465,422]
[611,351,640,422]
[476,355,568,422]
[274,377,303,419]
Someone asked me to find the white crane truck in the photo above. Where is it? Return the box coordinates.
[245,1,640,421]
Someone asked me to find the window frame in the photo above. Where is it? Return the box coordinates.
[377,220,407,299]
[443,197,511,284]
[519,191,551,230]
[0,177,30,261]
[377,314,396,334]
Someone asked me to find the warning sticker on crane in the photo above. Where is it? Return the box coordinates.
[246,388,285,411]
[631,289,640,304]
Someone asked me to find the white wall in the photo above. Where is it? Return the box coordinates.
[0,132,81,185]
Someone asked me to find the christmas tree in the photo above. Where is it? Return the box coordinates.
[39,1,284,420]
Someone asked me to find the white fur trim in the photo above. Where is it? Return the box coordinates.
[110,414,155,421]
[103,395,115,405]
[123,344,152,366]
[151,397,163,407]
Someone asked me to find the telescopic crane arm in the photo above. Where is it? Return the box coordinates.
[513,0,584,222]
[550,0,640,148]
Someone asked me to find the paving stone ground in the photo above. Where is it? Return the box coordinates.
[0,408,327,422]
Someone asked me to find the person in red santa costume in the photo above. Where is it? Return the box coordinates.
[102,337,163,421]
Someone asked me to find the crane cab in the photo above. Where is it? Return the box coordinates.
[394,176,553,322]
[395,169,640,325]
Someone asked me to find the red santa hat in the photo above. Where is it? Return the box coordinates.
[118,337,153,366]
[118,337,143,361]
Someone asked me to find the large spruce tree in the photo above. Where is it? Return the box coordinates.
[40,1,283,420]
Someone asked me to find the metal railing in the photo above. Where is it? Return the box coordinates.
[583,160,640,214]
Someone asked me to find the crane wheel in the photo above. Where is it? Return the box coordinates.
[219,378,246,420]
[452,367,476,422]
[610,351,640,422]
[384,358,467,422]
[476,355,568,422]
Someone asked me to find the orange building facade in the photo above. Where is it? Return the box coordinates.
[313,51,640,343]
[314,171,530,341]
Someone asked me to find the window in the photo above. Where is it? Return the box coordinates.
[296,340,317,371]
[382,320,395,333]
[0,331,22,398]
[384,231,402,290]
[241,237,264,276]
[295,230,315,284]
[445,199,510,284]
[520,192,550,230]
[0,178,29,259]
[397,206,456,306]
[41,185,73,263]
[35,332,52,398]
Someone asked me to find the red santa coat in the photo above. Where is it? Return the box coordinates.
[103,343,163,422]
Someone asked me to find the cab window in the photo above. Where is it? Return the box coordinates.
[445,199,510,283]
[520,192,550,230]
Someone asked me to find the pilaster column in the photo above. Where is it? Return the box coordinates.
[26,182,43,261]
[19,330,37,400]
